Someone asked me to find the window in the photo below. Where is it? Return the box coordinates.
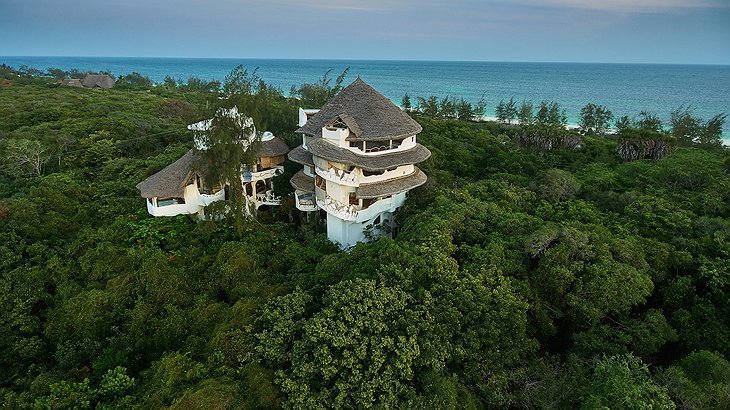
[157,197,185,207]
[349,192,358,205]
[373,215,381,225]
[315,175,326,190]
[329,117,348,129]
[365,140,389,152]
[362,169,385,177]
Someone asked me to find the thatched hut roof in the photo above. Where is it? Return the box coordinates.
[82,74,115,89]
[307,137,430,171]
[288,145,314,166]
[356,167,427,199]
[136,150,205,198]
[296,78,422,142]
[259,136,290,158]
[61,78,83,87]
[290,170,315,192]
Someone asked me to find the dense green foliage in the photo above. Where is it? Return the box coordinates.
[1,66,728,409]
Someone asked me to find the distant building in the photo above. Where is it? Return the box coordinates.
[61,78,83,87]
[289,78,430,249]
[136,107,289,217]
[81,74,115,89]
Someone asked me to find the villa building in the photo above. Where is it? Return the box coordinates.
[289,78,430,249]
[136,107,289,217]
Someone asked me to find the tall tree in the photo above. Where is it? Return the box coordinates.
[401,94,412,112]
[518,100,534,125]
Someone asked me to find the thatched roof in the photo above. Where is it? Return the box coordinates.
[290,170,315,192]
[288,145,314,166]
[307,137,431,171]
[296,78,422,142]
[61,78,83,87]
[259,136,290,158]
[356,167,427,199]
[136,150,204,198]
[82,74,115,89]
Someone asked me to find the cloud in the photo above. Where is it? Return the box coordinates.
[514,0,729,13]
[248,0,395,11]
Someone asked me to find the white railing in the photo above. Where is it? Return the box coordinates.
[316,166,358,186]
[317,195,358,221]
[295,193,318,211]
[255,190,281,206]
[199,189,225,206]
[242,167,283,182]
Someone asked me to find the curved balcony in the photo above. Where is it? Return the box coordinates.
[200,188,226,206]
[295,191,318,212]
[254,190,281,207]
[317,195,358,221]
[242,166,283,182]
[315,166,358,187]
[146,200,200,217]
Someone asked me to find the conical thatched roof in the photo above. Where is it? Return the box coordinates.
[259,136,290,158]
[82,74,115,89]
[296,78,422,142]
[136,150,203,198]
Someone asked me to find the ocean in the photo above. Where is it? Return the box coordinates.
[2,56,729,143]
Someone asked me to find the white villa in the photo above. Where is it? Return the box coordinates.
[289,78,430,249]
[136,107,289,217]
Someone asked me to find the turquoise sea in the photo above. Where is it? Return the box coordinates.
[3,56,729,143]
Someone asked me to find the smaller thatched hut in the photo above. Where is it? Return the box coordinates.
[81,74,115,89]
[61,78,83,87]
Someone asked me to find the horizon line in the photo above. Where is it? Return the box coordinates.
[2,55,729,67]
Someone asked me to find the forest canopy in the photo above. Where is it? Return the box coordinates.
[0,65,728,409]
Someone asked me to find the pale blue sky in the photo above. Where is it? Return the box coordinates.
[1,0,729,64]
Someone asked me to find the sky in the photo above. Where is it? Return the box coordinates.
[1,0,729,64]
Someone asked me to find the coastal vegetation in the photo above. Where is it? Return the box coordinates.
[1,64,729,409]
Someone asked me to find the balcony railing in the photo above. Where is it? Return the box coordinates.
[316,166,357,186]
[255,190,281,206]
[295,192,318,211]
[317,195,358,221]
[242,167,283,182]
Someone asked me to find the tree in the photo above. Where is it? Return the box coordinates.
[636,111,664,132]
[580,355,675,409]
[118,72,153,88]
[529,168,581,203]
[291,67,349,107]
[223,64,261,96]
[401,94,412,112]
[257,280,425,408]
[455,98,473,121]
[669,106,726,148]
[417,96,440,117]
[440,96,457,118]
[615,115,632,132]
[670,105,700,146]
[657,351,730,410]
[580,103,613,135]
[197,106,259,227]
[163,76,177,88]
[518,100,534,125]
[697,113,726,148]
[48,67,69,80]
[2,139,52,177]
[535,101,565,126]
[495,97,517,124]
